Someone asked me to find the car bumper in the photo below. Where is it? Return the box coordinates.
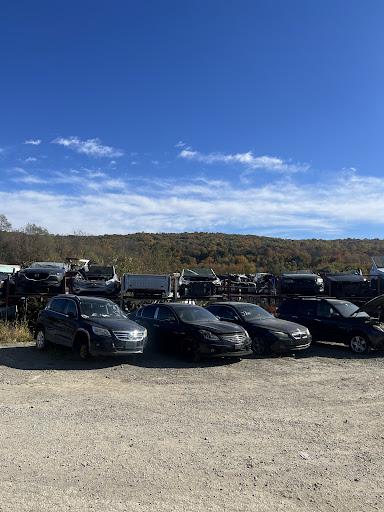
[90,336,147,356]
[199,339,253,358]
[267,334,312,353]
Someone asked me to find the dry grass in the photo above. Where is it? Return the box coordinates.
[0,320,33,344]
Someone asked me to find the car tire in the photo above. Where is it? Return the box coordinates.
[35,328,49,351]
[251,336,271,356]
[76,338,90,360]
[182,337,201,363]
[349,333,371,354]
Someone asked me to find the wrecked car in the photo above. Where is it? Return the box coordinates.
[280,270,324,295]
[323,272,371,298]
[72,264,120,297]
[179,268,221,297]
[16,262,68,294]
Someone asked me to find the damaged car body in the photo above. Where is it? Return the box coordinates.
[16,262,68,294]
[179,268,221,297]
[72,264,120,297]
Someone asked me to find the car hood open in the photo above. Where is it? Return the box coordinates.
[356,295,384,316]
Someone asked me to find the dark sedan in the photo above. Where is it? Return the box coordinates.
[205,302,311,356]
[129,302,252,362]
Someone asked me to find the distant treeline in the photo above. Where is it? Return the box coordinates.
[1,226,383,276]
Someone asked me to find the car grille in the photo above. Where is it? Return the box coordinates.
[220,333,248,343]
[23,272,51,281]
[113,330,146,341]
[291,331,308,340]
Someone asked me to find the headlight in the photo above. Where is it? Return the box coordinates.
[272,331,290,340]
[199,329,219,340]
[373,325,384,332]
[243,330,250,338]
[92,326,111,337]
[316,278,323,284]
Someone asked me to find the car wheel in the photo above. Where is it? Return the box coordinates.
[182,337,201,363]
[35,328,49,350]
[77,339,90,360]
[251,336,271,356]
[349,334,371,354]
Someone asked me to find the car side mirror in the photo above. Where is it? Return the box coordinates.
[66,311,76,319]
[165,317,175,323]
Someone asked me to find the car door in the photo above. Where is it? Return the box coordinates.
[134,305,158,344]
[55,298,79,347]
[290,300,318,333]
[154,306,185,351]
[53,298,77,347]
[314,301,346,342]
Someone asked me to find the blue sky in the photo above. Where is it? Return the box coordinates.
[1,0,383,239]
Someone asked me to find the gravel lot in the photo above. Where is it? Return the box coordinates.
[0,341,383,512]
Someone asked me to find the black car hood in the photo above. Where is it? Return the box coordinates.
[85,317,145,332]
[357,295,384,316]
[192,320,245,334]
[245,317,306,333]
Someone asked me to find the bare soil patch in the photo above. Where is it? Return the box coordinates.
[1,342,383,511]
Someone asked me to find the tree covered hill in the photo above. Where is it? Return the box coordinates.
[1,228,383,276]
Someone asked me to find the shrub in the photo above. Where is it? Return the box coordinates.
[0,320,33,344]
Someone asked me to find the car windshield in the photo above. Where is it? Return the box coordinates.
[177,306,219,323]
[80,301,127,319]
[235,304,273,320]
[30,262,65,269]
[333,301,369,318]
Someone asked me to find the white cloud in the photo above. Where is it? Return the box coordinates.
[12,175,45,184]
[179,149,309,174]
[175,141,186,148]
[24,157,37,162]
[2,171,384,237]
[52,136,124,158]
[24,139,41,145]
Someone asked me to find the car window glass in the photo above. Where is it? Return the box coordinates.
[50,298,67,314]
[317,302,333,318]
[65,300,77,317]
[157,306,176,322]
[141,305,157,319]
[219,307,237,320]
[206,306,220,316]
[297,301,317,316]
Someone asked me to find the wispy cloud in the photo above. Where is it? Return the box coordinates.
[179,149,309,174]
[24,139,41,145]
[12,175,45,184]
[52,136,124,158]
[24,157,37,163]
[175,141,186,148]
[2,171,384,237]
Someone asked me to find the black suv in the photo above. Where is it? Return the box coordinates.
[129,302,252,362]
[35,295,147,358]
[205,302,311,356]
[276,296,384,354]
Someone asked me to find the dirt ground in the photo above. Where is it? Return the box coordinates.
[0,341,383,512]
